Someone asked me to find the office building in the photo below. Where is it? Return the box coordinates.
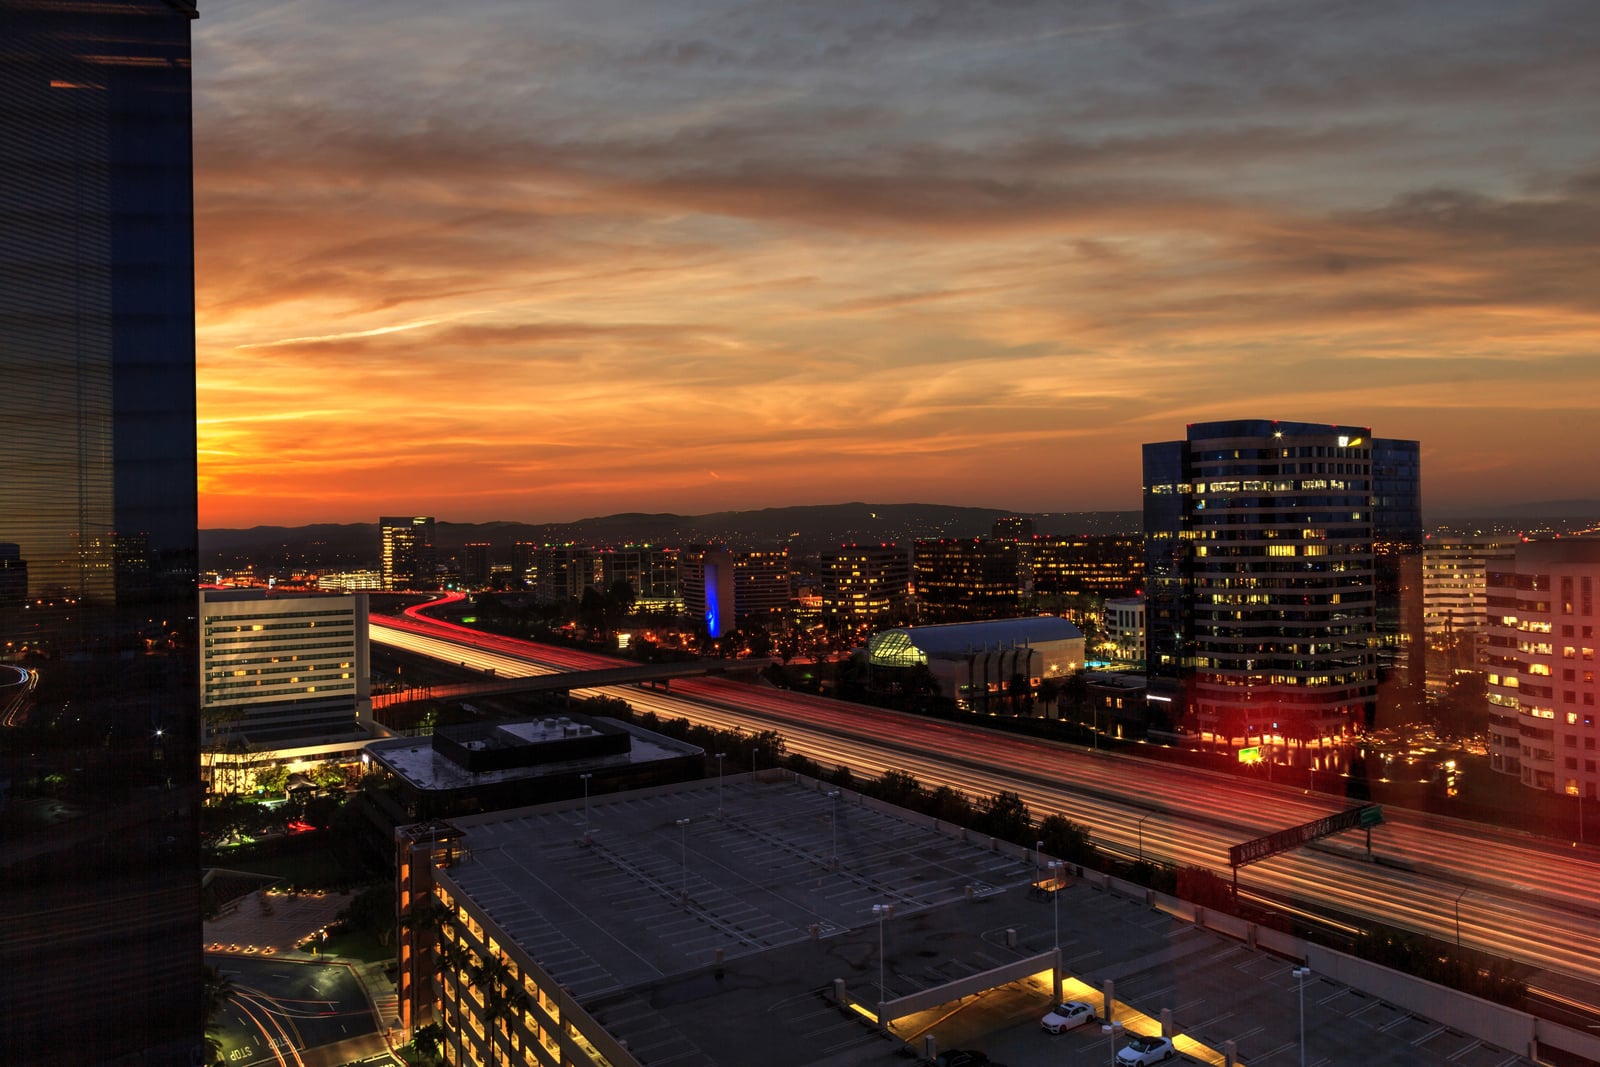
[510,540,539,591]
[1030,535,1144,600]
[459,541,493,589]
[732,547,791,620]
[199,589,370,749]
[599,544,678,601]
[682,545,786,628]
[1143,419,1418,750]
[818,544,910,624]
[1423,537,1519,686]
[913,538,1022,621]
[1485,538,1600,798]
[534,544,594,603]
[1372,438,1425,715]
[0,1,202,1060]
[1102,596,1146,667]
[381,515,437,591]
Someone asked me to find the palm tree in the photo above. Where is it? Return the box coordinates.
[202,964,236,1066]
[411,1022,446,1066]
[469,955,530,1066]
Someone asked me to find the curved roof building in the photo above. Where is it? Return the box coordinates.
[868,617,1085,711]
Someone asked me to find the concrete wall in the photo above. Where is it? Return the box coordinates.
[882,951,1055,1021]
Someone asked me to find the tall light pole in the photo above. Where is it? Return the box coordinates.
[871,903,893,1029]
[715,752,726,813]
[827,790,841,866]
[580,773,592,835]
[1136,814,1151,864]
[1292,965,1310,1067]
[1047,860,1064,952]
[676,817,691,904]
[1454,887,1468,948]
[1101,1020,1122,1066]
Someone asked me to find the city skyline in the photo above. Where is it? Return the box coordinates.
[193,1,1600,528]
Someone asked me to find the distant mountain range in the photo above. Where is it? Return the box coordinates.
[200,499,1600,565]
[199,503,1141,563]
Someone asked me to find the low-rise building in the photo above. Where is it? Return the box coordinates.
[866,616,1084,711]
[364,712,702,824]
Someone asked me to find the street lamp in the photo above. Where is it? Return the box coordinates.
[580,773,592,835]
[1292,965,1311,1067]
[1454,887,1468,949]
[827,790,841,866]
[871,903,893,1027]
[676,818,691,904]
[715,752,726,813]
[1101,1020,1123,1066]
[1136,814,1152,865]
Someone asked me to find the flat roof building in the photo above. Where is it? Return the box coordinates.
[395,776,1048,1066]
[200,589,371,749]
[366,712,703,824]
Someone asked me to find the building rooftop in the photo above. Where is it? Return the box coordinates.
[877,616,1083,657]
[367,715,699,793]
[439,775,1047,1065]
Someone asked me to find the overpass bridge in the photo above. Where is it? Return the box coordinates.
[371,659,753,710]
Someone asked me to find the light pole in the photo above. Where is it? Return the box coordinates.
[715,752,726,813]
[1101,1020,1122,1065]
[580,773,592,835]
[871,903,892,1028]
[1454,886,1468,948]
[1136,814,1151,864]
[1292,965,1310,1067]
[1047,860,1064,951]
[827,790,841,866]
[676,817,691,904]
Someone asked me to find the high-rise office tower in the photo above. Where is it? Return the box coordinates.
[1485,538,1600,798]
[1143,420,1419,751]
[380,515,437,590]
[0,1,202,1061]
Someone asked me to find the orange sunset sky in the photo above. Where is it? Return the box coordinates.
[191,0,1600,529]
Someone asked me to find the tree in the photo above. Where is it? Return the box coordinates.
[253,762,289,798]
[470,954,531,1066]
[927,784,973,825]
[1435,672,1490,740]
[875,769,924,809]
[203,963,236,1066]
[411,1022,446,1066]
[975,789,1033,844]
[1038,813,1097,865]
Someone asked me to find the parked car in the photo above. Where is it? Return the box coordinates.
[933,1051,989,1067]
[1116,1035,1176,1065]
[1041,1000,1096,1033]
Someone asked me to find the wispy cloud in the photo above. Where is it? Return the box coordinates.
[192,0,1600,525]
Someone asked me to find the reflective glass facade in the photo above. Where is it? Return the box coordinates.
[0,0,201,1061]
[1142,420,1421,747]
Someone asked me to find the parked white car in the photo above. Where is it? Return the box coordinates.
[1040,1001,1096,1034]
[1116,1035,1176,1065]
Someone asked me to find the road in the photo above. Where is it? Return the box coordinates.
[370,611,1600,1013]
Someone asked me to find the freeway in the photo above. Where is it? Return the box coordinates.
[369,613,1600,1008]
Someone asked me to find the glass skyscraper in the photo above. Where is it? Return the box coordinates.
[1142,420,1421,752]
[1,0,201,1061]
